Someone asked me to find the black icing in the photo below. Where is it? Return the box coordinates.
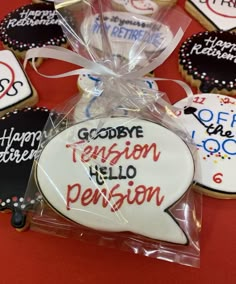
[179,31,236,93]
[0,3,67,52]
[0,107,50,228]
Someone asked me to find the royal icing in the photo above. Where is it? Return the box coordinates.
[0,3,67,52]
[179,31,236,93]
[186,0,236,31]
[175,94,236,196]
[113,0,158,15]
[80,11,173,60]
[0,107,51,228]
[0,50,34,114]
[76,73,158,118]
[35,117,194,244]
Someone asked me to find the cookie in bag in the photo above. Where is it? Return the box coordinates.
[178,31,236,96]
[75,72,159,119]
[34,117,195,244]
[0,50,38,117]
[0,3,67,66]
[175,93,236,198]
[80,11,173,64]
[0,107,51,230]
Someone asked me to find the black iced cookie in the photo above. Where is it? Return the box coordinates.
[179,31,236,95]
[0,3,67,58]
[0,107,51,229]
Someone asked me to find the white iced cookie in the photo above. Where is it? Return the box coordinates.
[76,73,159,119]
[0,50,38,117]
[175,94,236,198]
[80,11,173,62]
[35,117,194,244]
[112,0,158,15]
[185,0,236,31]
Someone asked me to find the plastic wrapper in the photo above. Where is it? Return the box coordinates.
[23,0,202,267]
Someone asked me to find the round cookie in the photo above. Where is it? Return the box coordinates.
[0,107,51,229]
[111,0,159,15]
[178,31,236,96]
[111,0,176,15]
[185,0,236,32]
[175,93,236,198]
[75,73,159,119]
[80,11,173,63]
[0,50,38,117]
[35,117,194,244]
[0,3,67,66]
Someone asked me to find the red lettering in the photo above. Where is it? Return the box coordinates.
[193,96,206,105]
[91,145,107,162]
[66,182,165,212]
[66,183,81,210]
[131,144,144,159]
[66,140,85,163]
[146,186,165,206]
[141,143,161,161]
[134,185,146,205]
[92,188,109,208]
[110,184,126,212]
[81,145,93,162]
[66,141,161,165]
[81,188,93,205]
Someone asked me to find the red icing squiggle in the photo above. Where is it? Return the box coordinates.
[206,0,236,18]
[0,61,15,99]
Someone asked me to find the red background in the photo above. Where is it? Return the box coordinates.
[1,0,236,283]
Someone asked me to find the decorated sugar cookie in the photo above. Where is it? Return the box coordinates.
[175,94,236,198]
[112,0,177,15]
[179,31,236,96]
[0,107,51,229]
[80,11,173,61]
[35,117,194,244]
[0,3,67,66]
[185,0,236,32]
[0,50,38,117]
[75,73,159,118]
[111,0,159,15]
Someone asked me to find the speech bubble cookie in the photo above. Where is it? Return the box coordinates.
[75,73,159,118]
[35,117,194,244]
[175,94,236,198]
[80,11,173,59]
[185,0,236,31]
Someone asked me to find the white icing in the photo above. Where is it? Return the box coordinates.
[188,0,236,31]
[0,127,42,163]
[190,35,236,62]
[113,0,158,15]
[0,50,33,111]
[75,74,158,119]
[80,11,173,60]
[7,9,59,28]
[175,93,236,195]
[36,117,194,244]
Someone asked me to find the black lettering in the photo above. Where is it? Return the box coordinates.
[7,81,23,96]
[0,78,10,93]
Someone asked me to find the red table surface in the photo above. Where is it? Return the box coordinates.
[1,1,236,283]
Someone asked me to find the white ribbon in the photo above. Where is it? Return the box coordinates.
[24,27,183,79]
[24,27,193,112]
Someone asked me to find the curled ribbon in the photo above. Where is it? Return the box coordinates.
[24,27,193,115]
